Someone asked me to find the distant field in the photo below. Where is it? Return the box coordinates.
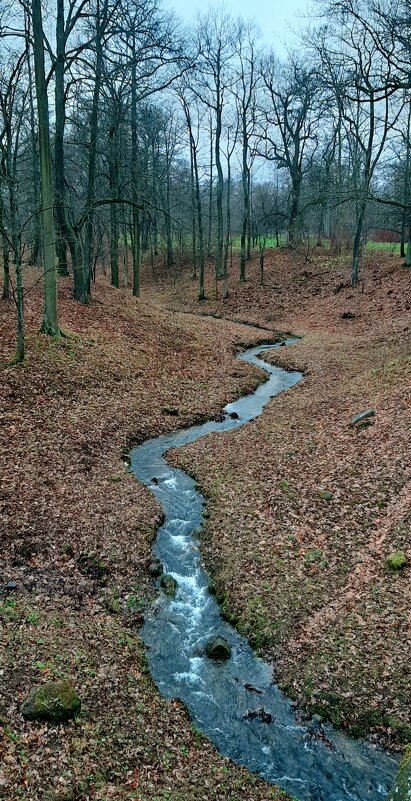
[365,241,402,254]
[141,234,405,256]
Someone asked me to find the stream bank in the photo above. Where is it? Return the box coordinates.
[131,340,399,801]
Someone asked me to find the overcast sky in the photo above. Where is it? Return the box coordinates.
[163,0,313,55]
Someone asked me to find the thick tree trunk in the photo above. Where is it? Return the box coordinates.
[288,173,301,245]
[351,201,367,287]
[32,0,58,336]
[400,218,406,258]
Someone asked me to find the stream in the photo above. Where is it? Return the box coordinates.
[130,339,398,801]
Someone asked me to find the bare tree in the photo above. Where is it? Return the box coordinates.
[259,56,321,245]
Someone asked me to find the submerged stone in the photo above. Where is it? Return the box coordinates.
[160,574,178,597]
[21,680,81,722]
[205,635,231,661]
[244,708,273,723]
[148,559,163,578]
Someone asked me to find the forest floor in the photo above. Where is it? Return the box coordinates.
[0,249,410,800]
[0,273,287,801]
[141,247,411,750]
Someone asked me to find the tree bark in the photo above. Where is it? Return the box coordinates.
[215,68,224,279]
[130,33,140,297]
[108,122,120,288]
[207,115,213,257]
[55,0,82,287]
[189,139,196,279]
[84,0,108,300]
[240,106,249,283]
[0,194,10,301]
[27,30,41,267]
[32,0,58,335]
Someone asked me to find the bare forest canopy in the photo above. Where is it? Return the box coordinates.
[0,0,410,360]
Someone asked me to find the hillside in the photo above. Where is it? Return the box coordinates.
[0,249,410,800]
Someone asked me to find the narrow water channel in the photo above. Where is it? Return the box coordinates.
[130,339,398,801]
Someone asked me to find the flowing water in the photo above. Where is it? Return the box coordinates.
[130,340,398,801]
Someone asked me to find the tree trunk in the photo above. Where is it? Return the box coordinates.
[400,218,406,258]
[32,0,58,336]
[27,29,41,267]
[131,35,140,297]
[0,194,10,301]
[194,142,205,300]
[259,240,265,287]
[223,150,231,299]
[132,208,140,297]
[351,201,367,287]
[240,108,249,283]
[108,121,119,288]
[404,228,411,268]
[288,173,301,245]
[122,207,128,287]
[6,110,24,359]
[55,0,83,287]
[401,104,411,261]
[215,87,224,280]
[84,0,108,300]
[207,115,213,257]
[190,140,196,279]
[246,171,252,260]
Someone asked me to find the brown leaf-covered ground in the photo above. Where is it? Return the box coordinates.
[142,248,411,749]
[0,273,288,801]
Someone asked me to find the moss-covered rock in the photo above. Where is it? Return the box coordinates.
[387,747,411,801]
[160,574,178,597]
[148,559,163,578]
[21,680,81,723]
[319,490,333,502]
[386,552,407,571]
[205,635,231,661]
